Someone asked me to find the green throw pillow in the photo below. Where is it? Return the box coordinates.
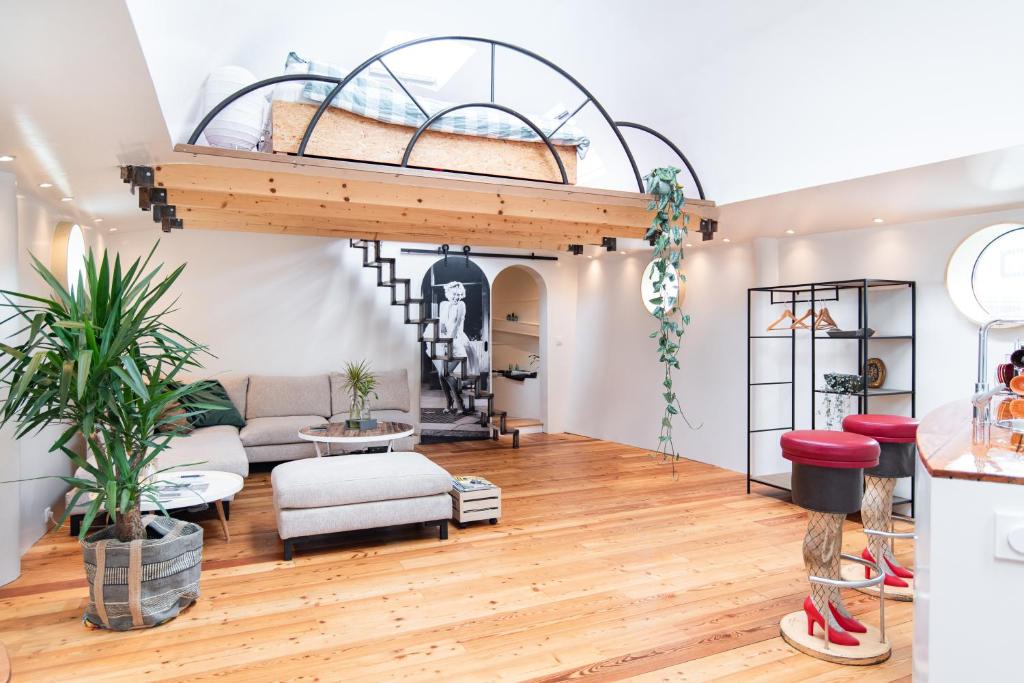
[180,380,246,428]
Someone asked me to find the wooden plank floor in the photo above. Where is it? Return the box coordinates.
[0,434,913,681]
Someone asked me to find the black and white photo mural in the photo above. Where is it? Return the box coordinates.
[419,256,491,442]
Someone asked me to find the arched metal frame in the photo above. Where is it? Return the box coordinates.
[615,121,706,200]
[187,36,703,195]
[401,102,568,183]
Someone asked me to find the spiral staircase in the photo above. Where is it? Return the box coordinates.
[349,240,520,448]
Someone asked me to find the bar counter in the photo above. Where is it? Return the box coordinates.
[913,398,1024,681]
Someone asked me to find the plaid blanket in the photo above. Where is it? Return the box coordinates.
[284,52,589,157]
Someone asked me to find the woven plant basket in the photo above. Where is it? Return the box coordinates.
[80,515,203,630]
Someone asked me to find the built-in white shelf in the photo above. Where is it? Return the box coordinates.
[493,320,540,338]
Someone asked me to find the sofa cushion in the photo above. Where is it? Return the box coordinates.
[247,374,330,419]
[217,374,249,417]
[241,415,325,447]
[181,380,246,428]
[275,494,451,540]
[330,368,410,414]
[271,452,451,509]
[74,425,249,481]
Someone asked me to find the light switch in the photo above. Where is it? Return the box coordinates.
[995,513,1024,562]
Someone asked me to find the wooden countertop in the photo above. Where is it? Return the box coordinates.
[918,399,1024,485]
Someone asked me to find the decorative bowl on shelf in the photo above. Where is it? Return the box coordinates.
[824,373,865,394]
[826,328,875,338]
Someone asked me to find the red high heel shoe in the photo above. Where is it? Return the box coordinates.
[803,596,860,646]
[862,548,910,587]
[829,603,867,633]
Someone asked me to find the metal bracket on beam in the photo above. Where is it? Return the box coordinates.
[138,187,168,211]
[568,244,583,255]
[161,217,183,233]
[601,237,617,252]
[699,218,718,242]
[120,166,154,195]
[152,204,177,222]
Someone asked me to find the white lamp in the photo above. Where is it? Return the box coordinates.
[202,66,267,151]
[641,258,685,315]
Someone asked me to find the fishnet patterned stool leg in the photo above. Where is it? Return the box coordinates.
[803,511,848,634]
[863,475,909,576]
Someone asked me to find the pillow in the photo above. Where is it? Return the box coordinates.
[156,401,194,435]
[180,380,246,428]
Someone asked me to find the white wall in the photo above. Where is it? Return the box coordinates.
[106,230,579,433]
[0,171,21,585]
[569,207,1024,477]
[13,197,104,553]
[569,244,756,472]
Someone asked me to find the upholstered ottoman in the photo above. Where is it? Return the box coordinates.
[271,452,452,560]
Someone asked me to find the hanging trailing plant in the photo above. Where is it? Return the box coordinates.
[644,167,698,470]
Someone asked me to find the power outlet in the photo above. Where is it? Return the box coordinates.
[995,513,1024,562]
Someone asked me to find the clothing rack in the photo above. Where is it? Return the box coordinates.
[746,278,917,515]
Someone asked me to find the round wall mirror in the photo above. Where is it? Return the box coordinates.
[641,258,685,315]
[946,223,1024,324]
[51,222,86,292]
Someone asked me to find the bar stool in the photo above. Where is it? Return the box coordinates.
[842,414,918,601]
[779,430,891,664]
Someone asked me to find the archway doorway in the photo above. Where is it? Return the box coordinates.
[491,265,546,433]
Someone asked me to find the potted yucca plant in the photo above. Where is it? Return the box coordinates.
[0,244,220,630]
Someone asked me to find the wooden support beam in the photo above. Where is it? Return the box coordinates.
[176,208,570,251]
[168,189,615,244]
[156,160,716,243]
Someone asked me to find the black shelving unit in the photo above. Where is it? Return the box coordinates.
[746,278,917,515]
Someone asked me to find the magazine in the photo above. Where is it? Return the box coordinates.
[452,475,496,492]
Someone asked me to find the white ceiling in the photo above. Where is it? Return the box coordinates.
[2,0,1024,243]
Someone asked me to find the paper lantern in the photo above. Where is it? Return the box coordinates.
[202,66,267,151]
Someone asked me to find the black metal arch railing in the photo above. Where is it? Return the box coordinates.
[400,102,568,184]
[614,121,706,200]
[186,35,703,195]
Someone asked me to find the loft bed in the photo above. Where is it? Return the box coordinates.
[123,36,718,251]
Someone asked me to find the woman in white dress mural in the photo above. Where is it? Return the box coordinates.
[434,281,477,413]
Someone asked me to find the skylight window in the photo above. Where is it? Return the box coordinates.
[370,31,475,91]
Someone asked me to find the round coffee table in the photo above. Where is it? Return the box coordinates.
[148,471,244,542]
[297,421,415,456]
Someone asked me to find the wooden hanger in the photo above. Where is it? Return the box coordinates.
[791,308,813,330]
[814,307,839,330]
[767,309,796,331]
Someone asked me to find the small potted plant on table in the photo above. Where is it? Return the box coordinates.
[0,246,221,630]
[343,360,378,430]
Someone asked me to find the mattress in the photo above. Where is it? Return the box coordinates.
[276,51,590,157]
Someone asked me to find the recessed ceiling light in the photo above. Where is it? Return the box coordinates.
[109,227,118,232]
[873,217,884,223]
[61,196,73,202]
[785,229,795,234]
[722,238,731,243]
[619,251,626,255]
[587,255,593,259]
[93,218,103,223]
[685,243,694,247]
[0,154,14,162]
[38,182,53,188]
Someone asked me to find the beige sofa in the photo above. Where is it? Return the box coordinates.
[66,369,417,532]
[240,369,417,461]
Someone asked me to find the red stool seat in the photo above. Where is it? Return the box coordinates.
[842,414,918,444]
[781,430,880,469]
